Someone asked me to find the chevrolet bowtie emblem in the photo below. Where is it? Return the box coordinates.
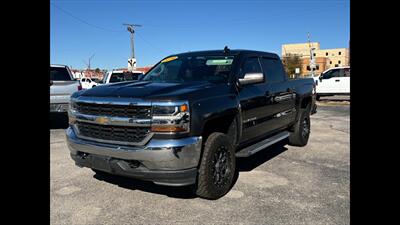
[95,117,109,124]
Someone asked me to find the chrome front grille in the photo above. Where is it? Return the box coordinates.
[76,102,151,118]
[72,98,153,145]
[76,121,150,143]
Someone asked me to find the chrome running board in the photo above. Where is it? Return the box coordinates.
[235,131,289,157]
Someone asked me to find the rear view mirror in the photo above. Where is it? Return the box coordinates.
[238,73,264,85]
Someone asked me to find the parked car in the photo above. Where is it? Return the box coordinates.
[50,64,82,114]
[66,48,316,199]
[100,70,144,85]
[313,66,350,100]
[80,77,98,89]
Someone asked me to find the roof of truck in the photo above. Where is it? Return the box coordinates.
[171,49,279,59]
[111,70,144,74]
[50,64,68,68]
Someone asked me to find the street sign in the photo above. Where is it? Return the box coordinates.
[128,58,137,71]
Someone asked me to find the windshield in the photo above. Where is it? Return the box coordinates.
[50,67,72,81]
[143,55,235,83]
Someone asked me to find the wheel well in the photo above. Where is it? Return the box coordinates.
[202,114,236,142]
[301,96,311,109]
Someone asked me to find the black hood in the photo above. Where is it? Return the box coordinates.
[78,81,231,101]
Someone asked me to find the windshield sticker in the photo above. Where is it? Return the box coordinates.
[206,59,233,65]
[161,56,178,63]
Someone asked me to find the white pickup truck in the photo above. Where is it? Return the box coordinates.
[50,64,82,113]
[313,66,350,100]
[100,70,144,85]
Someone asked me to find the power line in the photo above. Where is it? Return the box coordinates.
[51,2,123,33]
[51,3,166,55]
[135,32,167,54]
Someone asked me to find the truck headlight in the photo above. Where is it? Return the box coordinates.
[151,102,190,133]
[69,98,78,111]
[68,99,78,125]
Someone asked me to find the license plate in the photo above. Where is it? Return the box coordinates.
[90,155,112,171]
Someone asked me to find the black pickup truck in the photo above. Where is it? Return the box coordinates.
[67,48,316,199]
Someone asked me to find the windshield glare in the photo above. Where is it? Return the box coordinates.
[143,55,235,83]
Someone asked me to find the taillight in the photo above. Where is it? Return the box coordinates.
[78,84,82,91]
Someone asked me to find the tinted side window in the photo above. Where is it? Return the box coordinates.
[50,67,72,81]
[344,68,350,77]
[241,57,262,78]
[338,69,346,77]
[260,57,285,83]
[331,69,341,78]
[323,69,340,79]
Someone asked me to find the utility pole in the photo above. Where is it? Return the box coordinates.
[83,54,95,78]
[123,23,142,71]
[308,32,316,77]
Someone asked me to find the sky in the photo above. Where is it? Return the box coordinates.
[50,0,350,70]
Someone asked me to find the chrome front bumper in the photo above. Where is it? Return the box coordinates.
[66,127,202,171]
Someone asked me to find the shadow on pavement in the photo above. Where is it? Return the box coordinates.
[93,172,198,199]
[50,113,69,129]
[92,139,289,199]
[236,139,289,172]
[228,140,289,190]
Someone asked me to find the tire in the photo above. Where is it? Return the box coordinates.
[195,132,236,199]
[289,106,311,147]
[316,95,321,101]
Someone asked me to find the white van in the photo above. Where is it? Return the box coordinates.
[314,66,350,100]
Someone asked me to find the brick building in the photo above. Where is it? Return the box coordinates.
[282,42,349,77]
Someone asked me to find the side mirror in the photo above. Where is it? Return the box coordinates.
[238,73,264,85]
[319,76,323,82]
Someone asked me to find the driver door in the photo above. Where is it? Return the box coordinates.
[317,69,340,94]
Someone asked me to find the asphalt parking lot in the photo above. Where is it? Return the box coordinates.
[50,102,349,225]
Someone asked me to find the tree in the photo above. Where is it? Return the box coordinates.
[95,68,101,73]
[282,54,302,78]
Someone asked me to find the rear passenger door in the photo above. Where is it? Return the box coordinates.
[338,68,350,94]
[260,57,296,130]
